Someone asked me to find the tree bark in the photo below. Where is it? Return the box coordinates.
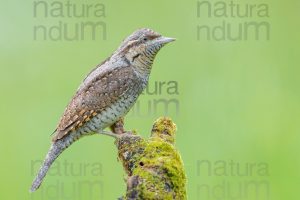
[115,117,187,200]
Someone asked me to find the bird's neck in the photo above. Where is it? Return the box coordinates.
[133,63,153,90]
[116,52,152,81]
[132,61,152,78]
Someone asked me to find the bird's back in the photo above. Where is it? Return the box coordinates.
[52,58,144,141]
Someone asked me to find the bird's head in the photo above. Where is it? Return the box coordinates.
[117,28,175,70]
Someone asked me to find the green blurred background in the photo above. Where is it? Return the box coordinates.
[0,0,299,199]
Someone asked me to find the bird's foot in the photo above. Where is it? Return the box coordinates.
[110,118,126,134]
[97,130,120,138]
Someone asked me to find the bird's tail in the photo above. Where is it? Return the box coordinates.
[30,140,67,192]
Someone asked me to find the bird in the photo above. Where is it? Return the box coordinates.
[30,28,175,192]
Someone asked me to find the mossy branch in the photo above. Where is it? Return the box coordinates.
[115,117,187,200]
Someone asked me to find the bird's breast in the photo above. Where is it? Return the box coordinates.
[78,92,140,136]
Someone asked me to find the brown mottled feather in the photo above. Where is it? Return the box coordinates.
[52,62,136,142]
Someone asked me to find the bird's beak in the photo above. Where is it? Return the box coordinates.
[156,36,176,45]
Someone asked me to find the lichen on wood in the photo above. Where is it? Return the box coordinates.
[116,117,187,200]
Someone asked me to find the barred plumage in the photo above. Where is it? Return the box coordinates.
[30,28,175,192]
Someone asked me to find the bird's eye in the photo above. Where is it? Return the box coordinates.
[143,37,148,42]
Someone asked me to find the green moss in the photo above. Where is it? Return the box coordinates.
[132,137,186,199]
[116,133,147,175]
[117,117,187,200]
[151,117,177,144]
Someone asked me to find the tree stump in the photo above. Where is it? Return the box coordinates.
[115,117,187,200]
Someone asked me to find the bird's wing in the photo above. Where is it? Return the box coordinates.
[52,63,137,142]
